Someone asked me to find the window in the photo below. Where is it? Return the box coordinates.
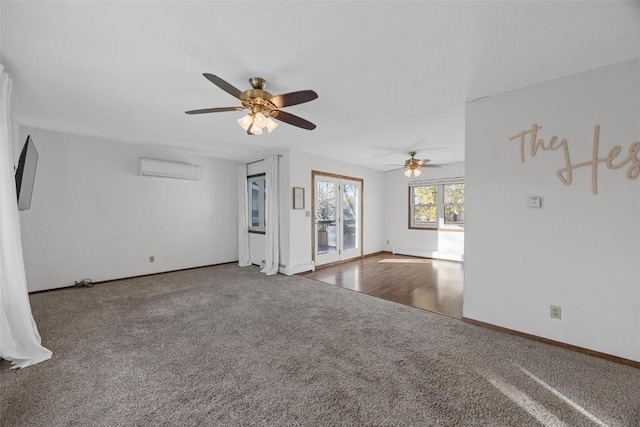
[412,185,438,225]
[248,174,266,233]
[409,182,464,229]
[443,183,465,225]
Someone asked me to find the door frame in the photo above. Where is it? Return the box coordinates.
[311,170,364,267]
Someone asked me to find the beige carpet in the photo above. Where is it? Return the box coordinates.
[1,264,639,426]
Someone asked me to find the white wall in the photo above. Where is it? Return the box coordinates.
[0,3,3,58]
[286,149,385,274]
[17,127,239,291]
[465,59,640,361]
[383,162,465,261]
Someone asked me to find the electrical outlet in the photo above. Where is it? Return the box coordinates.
[149,256,155,263]
[550,305,561,319]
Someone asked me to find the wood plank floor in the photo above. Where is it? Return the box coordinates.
[300,252,464,318]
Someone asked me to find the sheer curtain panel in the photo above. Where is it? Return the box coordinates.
[261,155,279,275]
[237,164,251,266]
[0,65,52,369]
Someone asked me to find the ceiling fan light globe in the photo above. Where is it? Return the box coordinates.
[237,114,253,131]
[250,125,263,135]
[254,112,267,128]
[265,117,279,133]
[404,169,412,178]
[414,168,422,177]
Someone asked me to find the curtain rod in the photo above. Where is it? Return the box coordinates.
[245,154,282,166]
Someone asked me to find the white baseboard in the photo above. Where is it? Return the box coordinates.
[392,247,464,262]
[279,260,315,276]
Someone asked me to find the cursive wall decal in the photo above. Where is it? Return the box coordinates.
[510,124,639,195]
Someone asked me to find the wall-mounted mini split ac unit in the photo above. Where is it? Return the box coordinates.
[139,159,200,180]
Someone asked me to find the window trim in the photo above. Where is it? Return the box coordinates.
[408,180,465,231]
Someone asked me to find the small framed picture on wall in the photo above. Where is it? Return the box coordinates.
[293,187,305,209]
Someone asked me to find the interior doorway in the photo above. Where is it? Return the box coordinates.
[312,171,363,267]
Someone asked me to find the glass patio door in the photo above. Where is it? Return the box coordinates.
[314,174,362,266]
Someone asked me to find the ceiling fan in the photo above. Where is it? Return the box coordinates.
[387,151,445,177]
[186,74,318,135]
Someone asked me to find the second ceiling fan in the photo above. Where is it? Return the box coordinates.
[186,73,318,135]
[388,151,446,177]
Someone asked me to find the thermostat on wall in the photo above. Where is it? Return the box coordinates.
[528,196,543,209]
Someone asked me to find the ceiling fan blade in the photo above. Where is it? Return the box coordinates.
[422,164,447,168]
[185,107,244,114]
[269,90,318,108]
[203,73,251,102]
[271,110,316,130]
[384,167,406,172]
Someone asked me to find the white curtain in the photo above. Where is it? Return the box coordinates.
[261,155,279,275]
[0,65,52,369]
[237,164,251,266]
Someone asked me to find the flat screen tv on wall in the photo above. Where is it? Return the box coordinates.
[15,135,39,211]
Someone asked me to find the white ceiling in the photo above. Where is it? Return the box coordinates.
[2,1,639,170]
